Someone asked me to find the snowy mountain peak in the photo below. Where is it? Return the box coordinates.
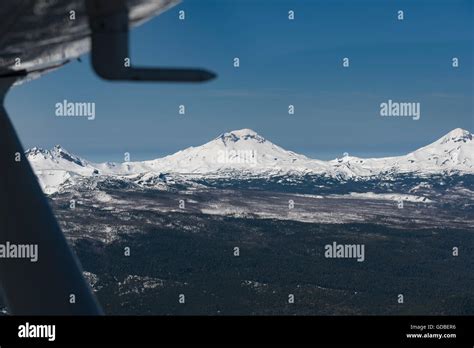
[217,129,266,145]
[25,146,48,157]
[415,128,472,152]
[140,128,319,174]
[228,128,259,137]
[438,128,472,144]
[26,145,89,168]
[25,145,95,194]
[52,144,64,152]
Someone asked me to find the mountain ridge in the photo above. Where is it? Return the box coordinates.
[26,128,474,193]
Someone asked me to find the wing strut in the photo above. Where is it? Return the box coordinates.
[86,0,216,82]
[0,74,103,315]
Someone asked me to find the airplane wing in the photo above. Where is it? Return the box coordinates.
[0,0,181,83]
[0,0,216,315]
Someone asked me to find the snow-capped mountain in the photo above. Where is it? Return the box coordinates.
[26,145,98,194]
[26,145,94,173]
[26,128,474,193]
[140,128,331,175]
[331,128,474,177]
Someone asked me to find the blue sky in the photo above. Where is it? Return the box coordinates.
[6,0,473,162]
